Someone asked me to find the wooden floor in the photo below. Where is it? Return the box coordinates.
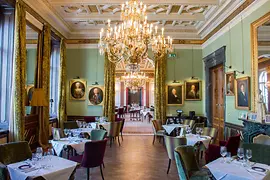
[74,136,179,180]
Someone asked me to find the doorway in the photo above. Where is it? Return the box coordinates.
[211,65,225,142]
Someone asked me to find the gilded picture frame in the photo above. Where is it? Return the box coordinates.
[69,79,87,100]
[235,76,250,110]
[184,80,202,101]
[88,86,104,106]
[166,84,184,106]
[225,72,235,96]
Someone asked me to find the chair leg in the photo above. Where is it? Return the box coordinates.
[100,165,105,180]
[118,136,121,146]
[167,159,171,174]
[103,162,105,168]
[152,135,156,145]
[121,132,123,141]
[110,138,112,148]
[87,168,90,180]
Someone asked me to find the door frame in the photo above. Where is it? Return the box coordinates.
[203,46,226,127]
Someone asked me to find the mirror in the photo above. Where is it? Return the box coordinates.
[251,12,270,112]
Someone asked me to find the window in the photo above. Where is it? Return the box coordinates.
[0,7,14,128]
[49,45,60,117]
[259,70,268,109]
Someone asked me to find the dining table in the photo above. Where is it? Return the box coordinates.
[162,124,189,135]
[206,157,270,180]
[184,134,211,148]
[7,155,78,180]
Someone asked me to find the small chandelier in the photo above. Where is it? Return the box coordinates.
[122,71,148,93]
[99,0,173,64]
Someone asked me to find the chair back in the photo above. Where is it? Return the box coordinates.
[63,121,78,129]
[242,143,270,165]
[90,129,107,141]
[0,141,32,165]
[174,145,200,180]
[107,121,122,137]
[164,136,187,160]
[52,127,65,139]
[84,116,96,123]
[191,123,204,134]
[225,134,241,156]
[151,120,163,134]
[118,107,124,115]
[81,139,108,168]
[202,127,218,142]
[253,134,270,145]
[183,119,195,129]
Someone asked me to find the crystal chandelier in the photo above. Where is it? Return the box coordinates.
[122,71,148,93]
[99,0,173,64]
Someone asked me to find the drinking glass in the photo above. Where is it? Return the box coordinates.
[64,129,69,137]
[237,148,244,161]
[246,149,252,166]
[199,128,203,137]
[220,146,227,163]
[226,152,232,163]
[36,147,43,160]
[196,127,200,136]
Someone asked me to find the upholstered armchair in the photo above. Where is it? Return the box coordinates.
[205,134,241,163]
[107,121,122,147]
[242,143,270,165]
[202,127,218,144]
[90,129,107,141]
[174,145,213,180]
[151,120,165,145]
[183,119,196,129]
[0,141,32,180]
[164,136,187,174]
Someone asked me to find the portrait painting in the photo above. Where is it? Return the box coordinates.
[167,85,184,105]
[225,72,235,96]
[69,79,86,100]
[235,76,250,110]
[88,86,104,106]
[185,80,201,101]
[26,84,34,106]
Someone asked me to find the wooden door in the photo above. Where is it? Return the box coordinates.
[211,65,225,142]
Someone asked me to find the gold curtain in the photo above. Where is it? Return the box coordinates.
[12,0,26,142]
[154,54,167,124]
[39,25,51,148]
[58,39,67,128]
[103,53,116,122]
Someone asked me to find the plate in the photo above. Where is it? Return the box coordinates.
[18,164,31,170]
[251,166,266,172]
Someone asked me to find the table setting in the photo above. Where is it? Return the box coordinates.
[7,148,77,180]
[206,147,270,180]
[162,124,189,135]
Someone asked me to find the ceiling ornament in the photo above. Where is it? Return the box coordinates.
[98,0,173,64]
[121,71,148,93]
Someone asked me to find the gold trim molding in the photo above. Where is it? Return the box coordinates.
[251,11,270,112]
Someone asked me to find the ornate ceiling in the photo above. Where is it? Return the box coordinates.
[23,0,246,40]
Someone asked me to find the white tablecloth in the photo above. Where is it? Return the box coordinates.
[162,124,189,134]
[7,155,77,180]
[185,134,211,148]
[206,158,270,180]
[51,137,90,156]
[98,122,110,130]
[70,128,93,136]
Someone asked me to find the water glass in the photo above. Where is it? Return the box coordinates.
[199,128,203,136]
[36,147,43,160]
[220,146,227,163]
[246,149,252,166]
[237,148,244,161]
[64,129,69,137]
[196,127,200,135]
[226,152,232,163]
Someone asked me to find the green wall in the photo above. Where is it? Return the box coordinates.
[166,49,204,115]
[26,48,37,85]
[66,49,105,116]
[202,1,270,126]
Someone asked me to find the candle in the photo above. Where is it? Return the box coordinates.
[155,26,157,34]
[108,19,111,27]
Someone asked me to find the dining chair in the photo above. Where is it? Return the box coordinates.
[84,116,96,123]
[119,119,125,141]
[90,129,107,141]
[117,107,125,118]
[253,134,270,145]
[174,145,213,180]
[205,134,241,163]
[107,121,122,147]
[202,127,218,144]
[242,143,270,165]
[164,136,187,174]
[191,123,205,134]
[0,141,32,180]
[63,121,79,129]
[151,120,165,145]
[183,119,195,129]
[70,139,108,180]
[52,127,65,139]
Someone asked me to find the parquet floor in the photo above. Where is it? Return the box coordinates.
[74,136,179,180]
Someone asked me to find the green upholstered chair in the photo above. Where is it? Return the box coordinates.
[0,141,32,180]
[183,120,196,129]
[164,136,187,174]
[107,121,122,147]
[151,120,165,145]
[242,143,270,165]
[90,129,107,141]
[202,127,218,144]
[192,123,205,134]
[174,145,213,180]
[63,121,79,129]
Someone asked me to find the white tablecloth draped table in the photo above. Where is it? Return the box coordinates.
[7,155,77,180]
[70,128,93,136]
[162,124,189,135]
[50,137,90,156]
[185,134,211,148]
[206,158,270,180]
[98,122,110,130]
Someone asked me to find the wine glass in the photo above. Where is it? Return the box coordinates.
[246,149,252,166]
[36,147,43,160]
[199,128,203,137]
[64,129,69,137]
[220,146,227,163]
[237,148,245,162]
[196,127,200,136]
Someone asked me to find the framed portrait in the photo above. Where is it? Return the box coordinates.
[235,76,250,110]
[88,86,104,106]
[166,85,184,106]
[26,84,34,106]
[69,79,87,100]
[184,80,202,101]
[225,72,235,96]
